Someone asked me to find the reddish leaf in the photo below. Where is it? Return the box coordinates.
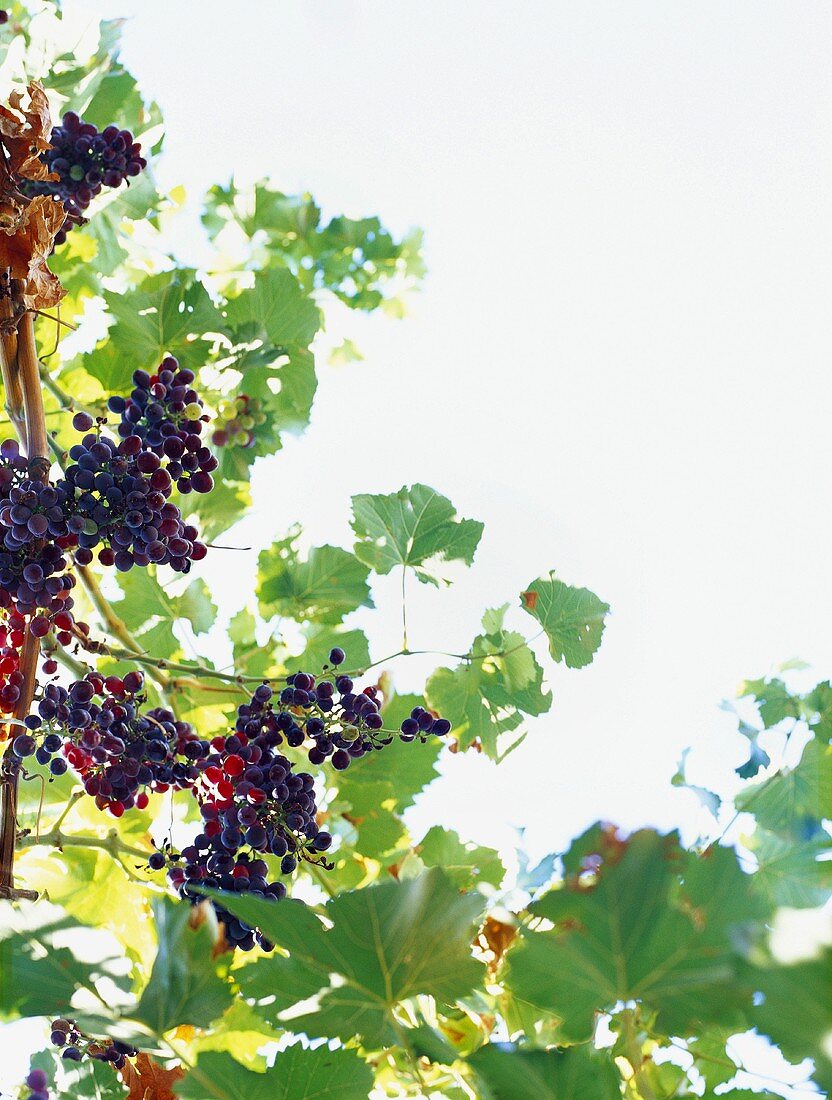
[520,590,539,612]
[119,1053,184,1100]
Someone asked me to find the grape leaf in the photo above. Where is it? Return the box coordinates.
[174,1045,373,1100]
[735,737,831,838]
[751,950,832,1091]
[0,912,130,1018]
[469,1044,621,1100]
[747,828,831,909]
[206,868,484,1043]
[687,1029,739,1088]
[99,270,224,384]
[176,579,218,636]
[283,625,371,677]
[417,826,505,890]
[520,574,609,669]
[426,606,551,759]
[351,484,483,585]
[258,530,373,624]
[505,828,765,1043]
[133,899,231,1033]
[223,266,320,349]
[738,676,802,728]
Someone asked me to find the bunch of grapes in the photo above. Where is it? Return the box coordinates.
[235,647,451,772]
[49,1018,137,1069]
[108,360,217,494]
[60,424,207,573]
[21,112,146,246]
[0,439,78,637]
[211,393,266,449]
[156,694,329,950]
[24,671,211,815]
[22,1067,50,1100]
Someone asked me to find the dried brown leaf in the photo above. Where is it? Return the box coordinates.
[0,194,65,307]
[476,916,517,969]
[119,1053,185,1100]
[0,81,54,182]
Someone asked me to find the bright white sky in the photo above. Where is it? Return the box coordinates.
[77,0,832,856]
[5,2,832,1093]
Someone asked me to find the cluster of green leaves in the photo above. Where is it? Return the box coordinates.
[0,7,828,1100]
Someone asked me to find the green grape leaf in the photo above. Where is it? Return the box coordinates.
[520,574,610,669]
[688,1029,739,1088]
[417,826,505,890]
[228,608,277,681]
[223,266,321,349]
[283,625,371,677]
[176,579,218,636]
[738,676,802,728]
[191,1001,281,1069]
[28,1050,128,1099]
[174,1045,373,1100]
[751,950,832,1091]
[187,476,252,543]
[735,737,831,837]
[98,270,225,385]
[426,606,551,759]
[258,530,373,624]
[505,827,765,1043]
[747,828,832,909]
[204,868,484,1043]
[351,484,483,585]
[133,899,231,1033]
[468,1044,621,1100]
[17,846,155,965]
[335,707,441,814]
[0,912,130,1018]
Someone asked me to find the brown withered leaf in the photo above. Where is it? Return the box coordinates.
[119,1053,185,1100]
[520,589,539,612]
[475,917,518,969]
[0,194,65,308]
[0,81,53,182]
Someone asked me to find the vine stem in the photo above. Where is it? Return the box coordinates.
[0,296,50,896]
[0,290,24,442]
[17,825,152,861]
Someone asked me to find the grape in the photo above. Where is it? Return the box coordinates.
[59,428,207,573]
[12,733,35,757]
[211,393,266,449]
[39,672,212,813]
[0,12,9,26]
[329,646,345,665]
[20,112,147,245]
[110,360,217,493]
[48,1019,137,1070]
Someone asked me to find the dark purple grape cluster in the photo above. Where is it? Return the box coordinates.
[30,670,211,815]
[156,693,330,950]
[232,648,451,772]
[108,360,217,495]
[21,112,146,245]
[49,1018,137,1069]
[23,1067,49,1100]
[0,439,78,634]
[61,428,207,573]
